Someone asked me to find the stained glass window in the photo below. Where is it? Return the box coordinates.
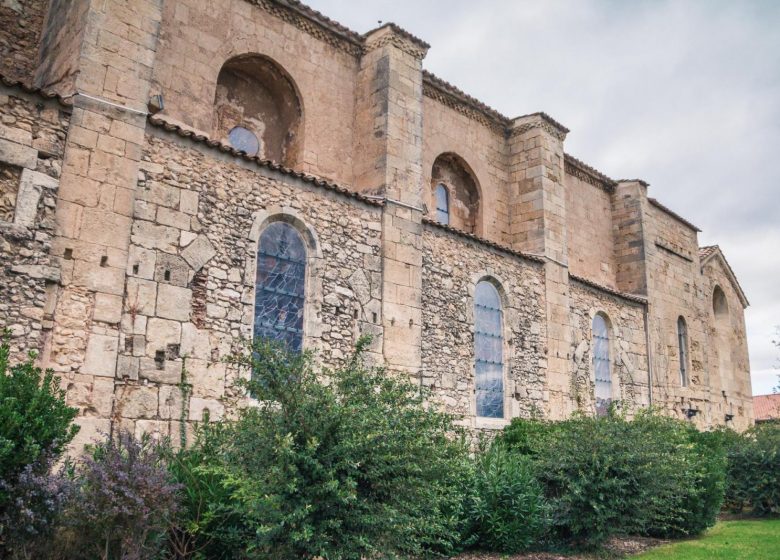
[475,281,503,418]
[678,316,689,387]
[255,222,306,351]
[435,183,449,225]
[592,314,612,417]
[228,126,260,156]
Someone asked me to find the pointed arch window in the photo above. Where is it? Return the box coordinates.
[474,281,504,418]
[677,316,689,387]
[592,314,612,417]
[435,183,450,225]
[254,221,306,351]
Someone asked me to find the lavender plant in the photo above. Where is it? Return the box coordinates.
[60,431,181,560]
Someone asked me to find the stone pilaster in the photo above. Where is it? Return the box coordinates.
[613,180,649,295]
[45,0,163,450]
[353,25,428,375]
[507,114,573,418]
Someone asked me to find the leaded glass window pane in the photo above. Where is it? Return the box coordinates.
[255,222,306,352]
[435,183,449,225]
[592,314,611,417]
[228,126,260,156]
[475,281,503,418]
[678,317,688,386]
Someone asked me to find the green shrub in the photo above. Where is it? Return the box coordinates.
[0,338,79,484]
[173,337,471,559]
[0,336,79,554]
[723,423,780,516]
[463,443,548,554]
[502,410,726,549]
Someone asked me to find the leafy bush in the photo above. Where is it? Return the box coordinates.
[0,338,79,487]
[173,337,471,559]
[59,431,180,560]
[463,443,548,554]
[0,336,78,555]
[723,423,780,516]
[501,410,726,548]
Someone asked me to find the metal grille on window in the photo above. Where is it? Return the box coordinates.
[475,281,503,418]
[592,314,611,417]
[678,317,688,386]
[255,222,306,352]
[435,183,449,225]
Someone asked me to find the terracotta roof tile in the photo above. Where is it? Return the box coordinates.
[564,153,617,189]
[0,75,72,107]
[363,22,430,49]
[147,116,384,207]
[422,70,511,127]
[648,197,701,232]
[569,273,648,305]
[422,217,545,264]
[699,245,717,261]
[754,394,780,422]
[276,0,363,43]
[698,244,749,307]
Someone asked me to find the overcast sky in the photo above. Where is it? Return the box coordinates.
[309,0,780,395]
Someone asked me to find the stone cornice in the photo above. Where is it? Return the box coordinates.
[249,0,364,57]
[510,113,569,141]
[0,75,73,108]
[422,71,509,135]
[363,23,430,59]
[564,153,617,192]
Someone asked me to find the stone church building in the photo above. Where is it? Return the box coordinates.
[0,0,753,449]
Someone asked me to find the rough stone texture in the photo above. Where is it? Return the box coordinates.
[568,280,650,415]
[0,0,755,451]
[0,88,67,362]
[422,225,547,429]
[0,0,47,83]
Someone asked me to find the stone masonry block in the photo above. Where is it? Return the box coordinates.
[0,138,37,168]
[156,284,192,321]
[146,317,181,352]
[118,385,158,419]
[140,357,181,384]
[93,292,123,324]
[82,333,119,377]
[14,169,58,228]
[154,252,190,286]
[181,234,216,272]
[126,277,157,315]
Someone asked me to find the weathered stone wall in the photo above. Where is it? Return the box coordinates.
[422,96,509,243]
[0,0,48,83]
[565,172,617,289]
[34,0,90,94]
[108,128,383,439]
[150,0,360,185]
[568,280,649,414]
[0,87,68,361]
[699,255,753,430]
[421,224,547,428]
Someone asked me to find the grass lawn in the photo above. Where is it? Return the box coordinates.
[632,519,780,560]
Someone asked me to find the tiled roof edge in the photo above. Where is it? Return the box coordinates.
[618,178,650,188]
[648,198,701,232]
[513,111,570,134]
[422,70,511,129]
[265,0,363,43]
[421,217,545,264]
[569,273,648,305]
[564,153,618,191]
[363,22,430,49]
[698,244,749,308]
[147,116,384,208]
[0,75,73,107]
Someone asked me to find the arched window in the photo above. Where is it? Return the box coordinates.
[431,153,479,233]
[474,281,504,418]
[712,286,731,386]
[677,316,689,386]
[592,313,612,417]
[435,183,449,225]
[213,54,303,166]
[254,222,306,351]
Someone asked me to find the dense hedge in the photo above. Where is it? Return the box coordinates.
[3,335,777,558]
[499,411,726,548]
